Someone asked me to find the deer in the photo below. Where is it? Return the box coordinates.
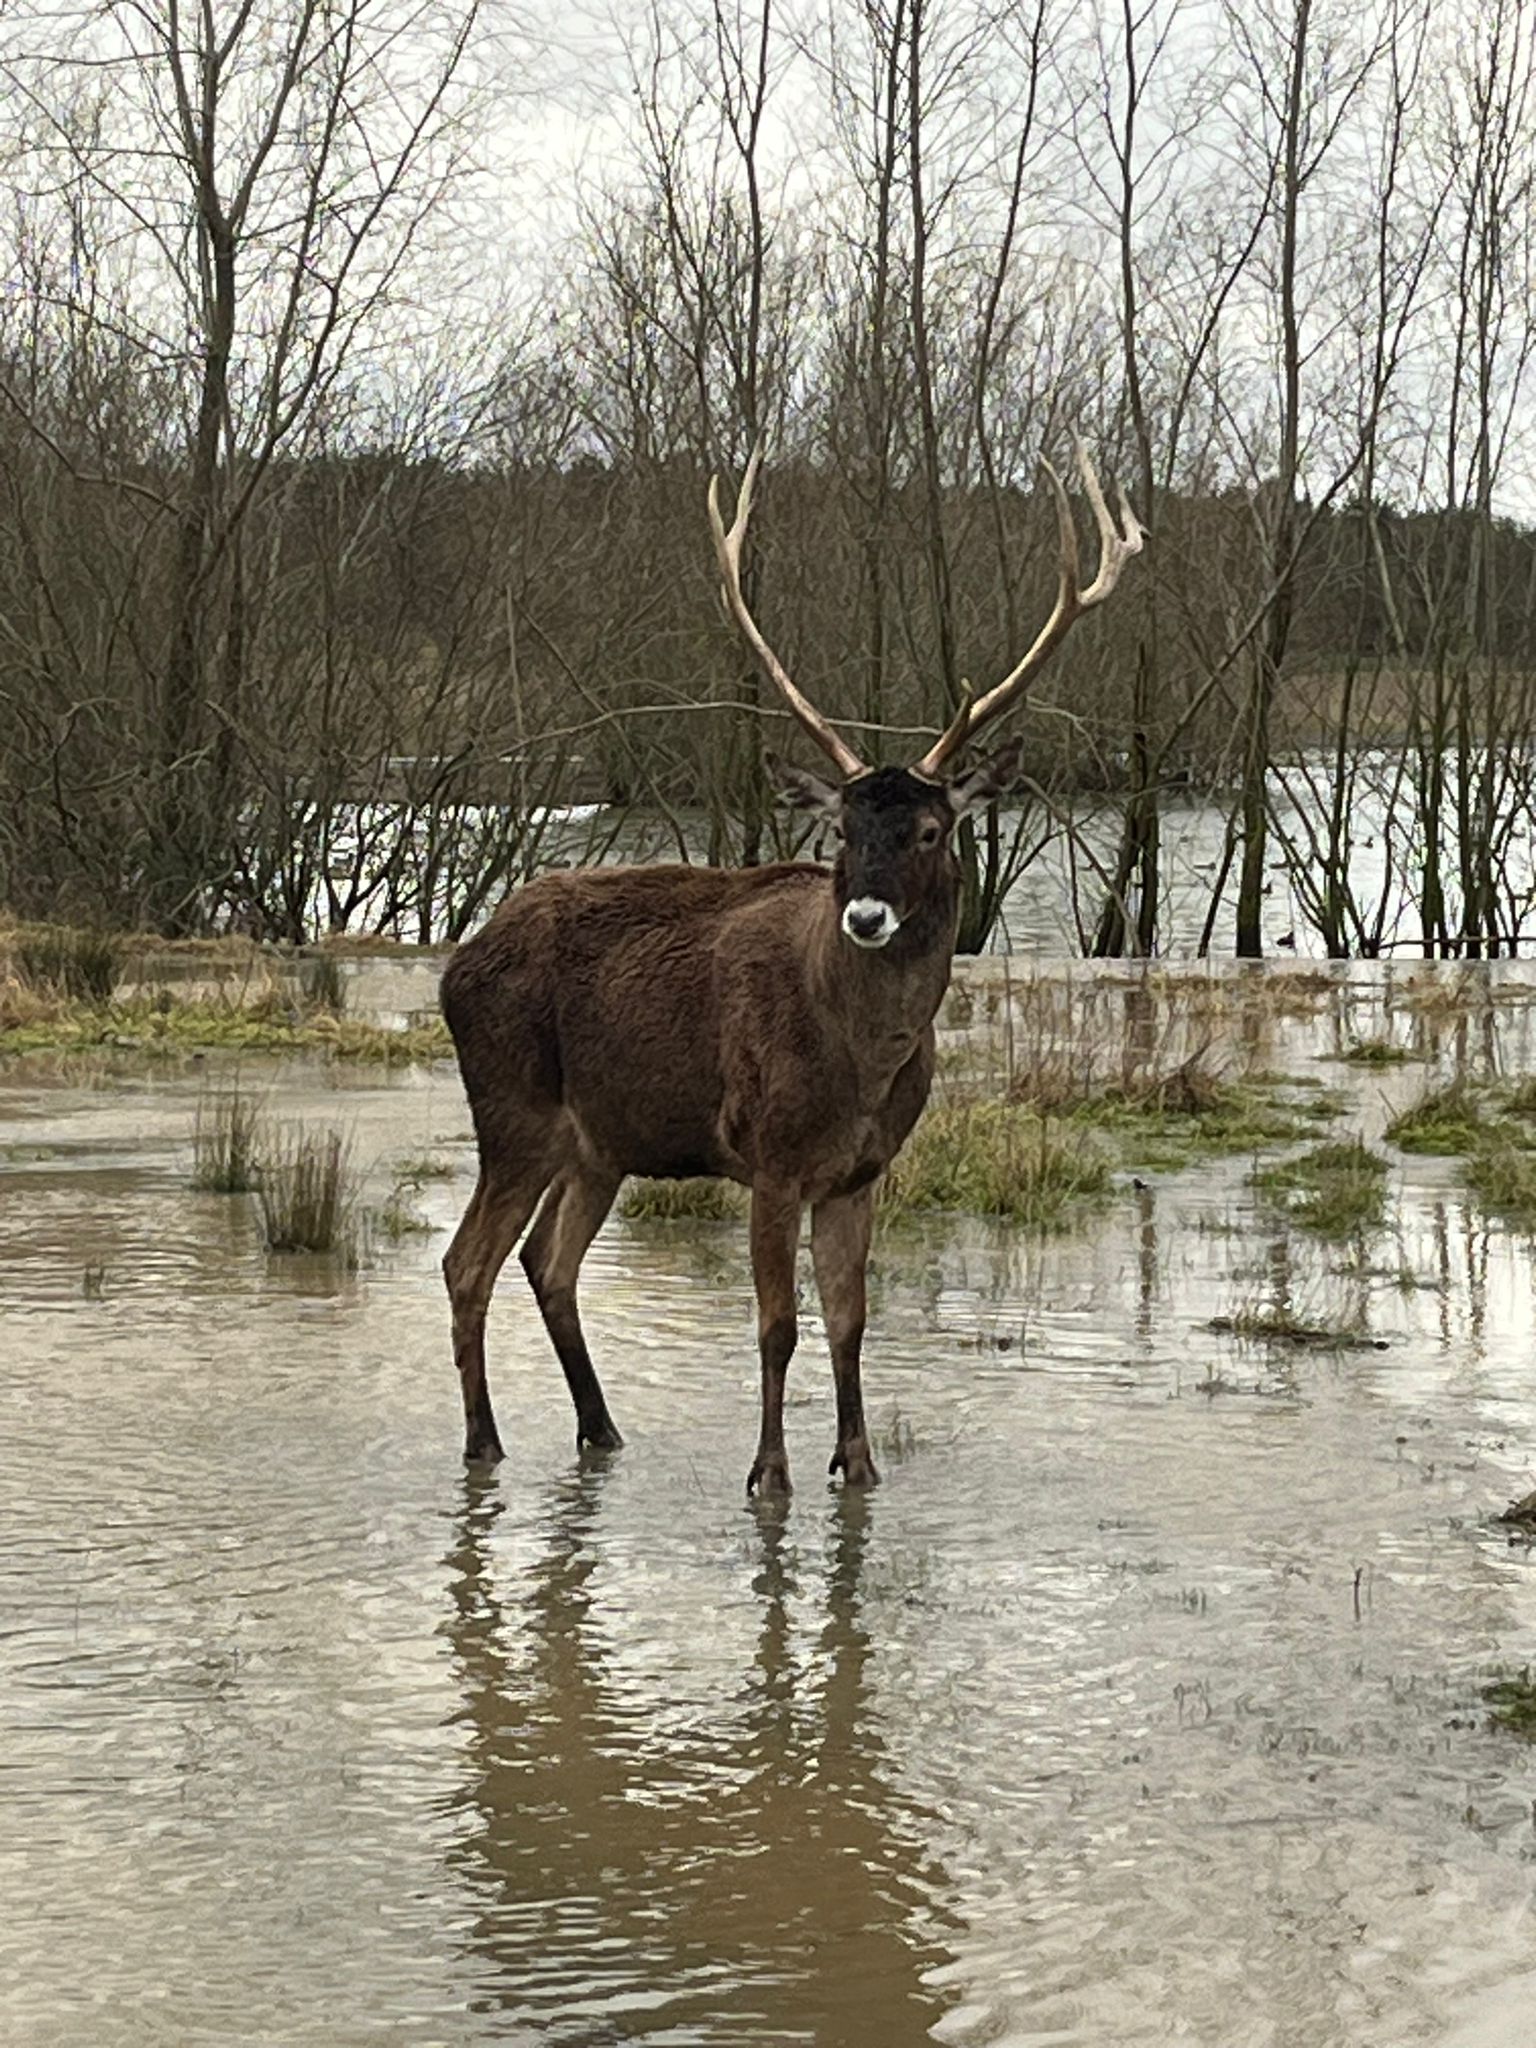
[440,444,1142,1495]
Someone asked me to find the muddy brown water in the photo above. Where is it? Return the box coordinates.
[4,1032,1536,2045]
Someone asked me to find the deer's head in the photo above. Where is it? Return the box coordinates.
[771,758,1018,949]
[708,442,1143,952]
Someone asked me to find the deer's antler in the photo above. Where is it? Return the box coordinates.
[708,443,867,780]
[912,442,1143,780]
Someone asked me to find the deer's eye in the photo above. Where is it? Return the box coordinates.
[918,820,943,849]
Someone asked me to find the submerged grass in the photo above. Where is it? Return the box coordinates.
[1208,1305,1385,1350]
[257,1125,359,1257]
[1483,1669,1536,1739]
[375,1184,435,1239]
[880,1099,1112,1228]
[1252,1139,1389,1237]
[1066,1075,1315,1171]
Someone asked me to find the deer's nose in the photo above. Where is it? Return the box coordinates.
[842,897,899,948]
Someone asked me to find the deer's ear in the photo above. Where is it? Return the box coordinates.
[946,739,1024,819]
[768,754,842,820]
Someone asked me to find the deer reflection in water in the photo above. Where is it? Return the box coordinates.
[440,1474,953,2044]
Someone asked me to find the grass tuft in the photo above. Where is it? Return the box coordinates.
[257,1125,358,1256]
[375,1184,435,1239]
[1386,1079,1487,1156]
[870,1406,921,1463]
[191,1085,264,1193]
[619,1176,748,1221]
[300,952,347,1015]
[881,1099,1112,1228]
[11,923,124,1001]
[1252,1139,1389,1237]
[1465,1139,1536,1232]
[1337,1037,1415,1066]
[1208,1306,1385,1350]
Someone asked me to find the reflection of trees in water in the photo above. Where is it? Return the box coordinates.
[440,1475,952,2045]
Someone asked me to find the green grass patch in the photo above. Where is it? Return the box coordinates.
[1465,1139,1536,1232]
[1336,1037,1416,1065]
[619,1177,748,1221]
[881,1100,1112,1228]
[1005,1057,1322,1172]
[374,1184,435,1239]
[1252,1139,1389,1237]
[0,993,449,1062]
[1483,1668,1536,1739]
[1385,1079,1489,1155]
[393,1151,456,1183]
[1070,1080,1314,1171]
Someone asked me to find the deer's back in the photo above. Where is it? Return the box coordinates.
[440,862,828,1176]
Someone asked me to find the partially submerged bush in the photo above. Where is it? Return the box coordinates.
[257,1125,358,1256]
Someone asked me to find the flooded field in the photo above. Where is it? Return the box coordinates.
[5,970,1536,2046]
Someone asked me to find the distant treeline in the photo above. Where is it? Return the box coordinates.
[4,439,1536,947]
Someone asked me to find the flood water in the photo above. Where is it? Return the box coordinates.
[4,999,1536,2046]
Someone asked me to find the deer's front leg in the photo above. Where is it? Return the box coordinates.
[747,1181,802,1496]
[811,1186,879,1487]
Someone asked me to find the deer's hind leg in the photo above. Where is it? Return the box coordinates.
[519,1160,625,1451]
[443,1156,555,1464]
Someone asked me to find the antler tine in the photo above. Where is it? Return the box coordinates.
[708,442,866,780]
[911,443,1143,780]
[1073,438,1145,603]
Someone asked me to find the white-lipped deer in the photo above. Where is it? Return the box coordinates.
[441,445,1141,1492]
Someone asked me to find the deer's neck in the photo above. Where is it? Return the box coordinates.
[810,887,956,1077]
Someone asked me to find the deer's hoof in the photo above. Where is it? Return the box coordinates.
[747,1457,792,1498]
[577,1416,625,1452]
[463,1436,505,1466]
[829,1442,881,1488]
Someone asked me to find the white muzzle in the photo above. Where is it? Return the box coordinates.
[842,897,900,949]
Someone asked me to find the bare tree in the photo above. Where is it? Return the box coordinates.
[0,0,483,930]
